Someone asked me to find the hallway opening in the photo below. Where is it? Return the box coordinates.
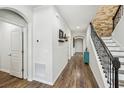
[75,38,83,53]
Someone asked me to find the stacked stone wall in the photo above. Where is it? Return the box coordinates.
[92,5,119,37]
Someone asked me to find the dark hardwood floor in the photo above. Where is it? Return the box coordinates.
[0,53,98,88]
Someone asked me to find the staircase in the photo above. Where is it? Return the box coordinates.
[89,5,124,88]
[90,23,121,88]
[102,37,124,88]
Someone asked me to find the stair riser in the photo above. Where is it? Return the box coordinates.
[104,39,114,41]
[111,52,124,56]
[121,63,124,65]
[108,47,122,51]
[106,43,118,46]
[119,58,124,62]
[119,70,124,74]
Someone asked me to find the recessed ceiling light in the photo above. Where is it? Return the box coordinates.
[76,26,80,29]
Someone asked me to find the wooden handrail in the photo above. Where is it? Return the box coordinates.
[112,5,123,30]
[112,5,121,20]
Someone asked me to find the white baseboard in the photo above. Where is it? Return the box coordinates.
[52,60,69,85]
[27,78,33,81]
[34,77,53,85]
[0,68,9,73]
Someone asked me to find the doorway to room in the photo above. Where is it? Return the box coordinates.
[75,38,83,53]
[0,9,28,79]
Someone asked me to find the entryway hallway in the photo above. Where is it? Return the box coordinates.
[0,53,98,88]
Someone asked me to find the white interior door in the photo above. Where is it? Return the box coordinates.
[10,27,23,78]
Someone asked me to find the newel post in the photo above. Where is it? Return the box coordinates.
[112,57,120,88]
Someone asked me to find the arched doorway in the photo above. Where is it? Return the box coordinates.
[73,36,84,55]
[75,38,83,53]
[0,8,28,79]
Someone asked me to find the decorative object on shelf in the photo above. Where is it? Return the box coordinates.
[58,29,64,42]
[63,34,68,41]
[65,39,68,42]
[58,29,69,42]
[59,29,64,39]
[64,33,66,38]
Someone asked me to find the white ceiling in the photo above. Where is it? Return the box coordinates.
[30,5,99,32]
[56,5,99,32]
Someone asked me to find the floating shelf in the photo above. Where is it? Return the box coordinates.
[65,39,68,42]
[58,39,65,42]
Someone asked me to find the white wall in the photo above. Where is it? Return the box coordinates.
[83,25,91,53]
[0,25,1,69]
[68,31,72,59]
[33,6,71,85]
[70,33,74,57]
[0,21,19,73]
[75,39,83,53]
[52,7,71,83]
[33,6,53,84]
[112,15,124,49]
[83,37,86,55]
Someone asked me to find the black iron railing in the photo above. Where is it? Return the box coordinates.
[90,23,120,88]
[113,5,123,30]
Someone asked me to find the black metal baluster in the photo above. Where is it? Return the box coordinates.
[112,67,115,88]
[110,59,112,88]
